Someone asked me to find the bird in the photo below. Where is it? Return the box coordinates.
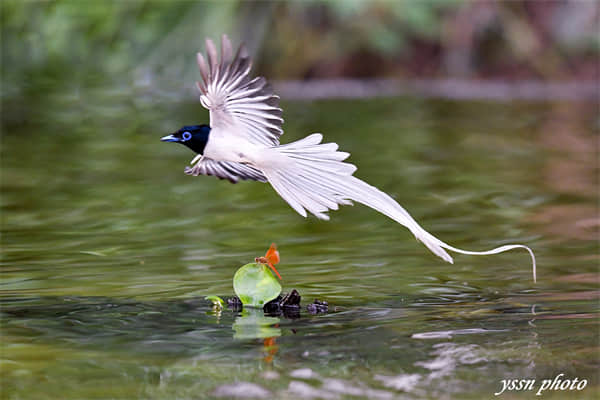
[161,35,536,282]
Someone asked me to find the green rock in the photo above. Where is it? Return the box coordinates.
[233,263,282,307]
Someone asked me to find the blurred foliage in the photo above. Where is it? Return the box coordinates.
[268,0,598,78]
[1,0,598,131]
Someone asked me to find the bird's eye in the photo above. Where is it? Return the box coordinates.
[182,131,192,141]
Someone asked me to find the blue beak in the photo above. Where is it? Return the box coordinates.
[161,134,179,142]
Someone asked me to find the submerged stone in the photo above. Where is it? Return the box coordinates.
[212,381,272,398]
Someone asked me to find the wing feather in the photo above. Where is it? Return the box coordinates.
[185,158,267,184]
[196,53,209,93]
[205,39,219,82]
[220,35,233,77]
[196,35,284,146]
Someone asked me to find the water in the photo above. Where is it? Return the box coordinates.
[1,94,598,399]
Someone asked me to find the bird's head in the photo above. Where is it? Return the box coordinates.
[161,125,211,154]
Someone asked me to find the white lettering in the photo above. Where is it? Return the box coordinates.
[569,377,580,390]
[549,373,564,390]
[495,380,509,396]
[537,379,552,396]
[524,379,535,391]
[500,375,587,396]
[495,379,536,395]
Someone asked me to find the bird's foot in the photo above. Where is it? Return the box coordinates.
[190,154,204,165]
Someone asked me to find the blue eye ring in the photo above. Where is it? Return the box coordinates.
[182,131,192,141]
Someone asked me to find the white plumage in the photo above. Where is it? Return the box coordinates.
[189,35,536,282]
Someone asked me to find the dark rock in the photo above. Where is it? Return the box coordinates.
[280,290,301,319]
[227,296,243,311]
[280,289,301,307]
[263,295,282,314]
[307,299,328,314]
[228,290,328,318]
[263,290,302,318]
[281,305,301,319]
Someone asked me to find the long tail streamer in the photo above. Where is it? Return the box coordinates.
[261,133,537,282]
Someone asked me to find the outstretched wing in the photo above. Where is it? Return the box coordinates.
[184,158,267,184]
[196,35,283,146]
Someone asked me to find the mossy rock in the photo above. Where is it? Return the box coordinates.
[233,263,282,308]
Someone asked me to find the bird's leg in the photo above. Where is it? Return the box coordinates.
[184,154,205,176]
[190,154,204,164]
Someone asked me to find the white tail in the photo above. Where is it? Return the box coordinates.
[259,134,537,282]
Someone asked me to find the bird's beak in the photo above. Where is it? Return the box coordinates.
[161,134,179,142]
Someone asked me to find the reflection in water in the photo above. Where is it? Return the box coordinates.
[231,308,283,364]
[232,308,281,340]
[263,337,279,364]
[411,328,507,339]
[531,102,599,241]
[415,343,487,380]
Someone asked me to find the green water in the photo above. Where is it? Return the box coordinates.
[1,96,598,399]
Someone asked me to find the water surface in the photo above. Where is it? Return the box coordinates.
[2,95,598,399]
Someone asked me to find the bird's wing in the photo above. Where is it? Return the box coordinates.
[184,158,267,184]
[196,35,283,146]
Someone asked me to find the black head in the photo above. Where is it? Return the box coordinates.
[161,125,211,154]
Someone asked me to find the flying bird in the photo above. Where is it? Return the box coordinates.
[161,35,536,282]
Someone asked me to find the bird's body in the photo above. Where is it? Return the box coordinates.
[205,129,258,164]
[162,35,536,281]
